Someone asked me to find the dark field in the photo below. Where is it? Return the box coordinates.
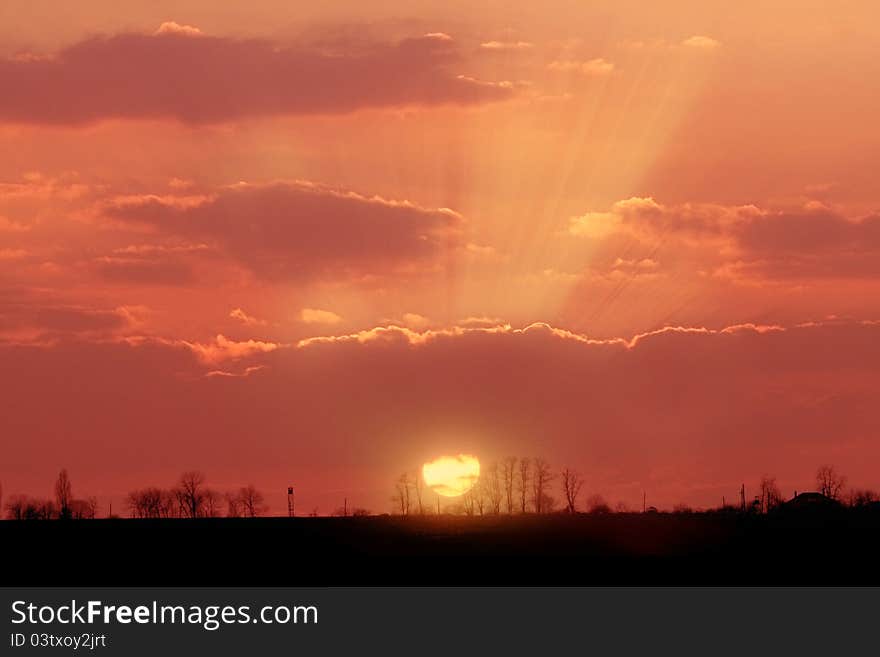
[4,508,879,586]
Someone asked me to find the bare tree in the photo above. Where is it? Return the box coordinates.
[848,489,878,507]
[5,494,29,520]
[126,489,145,518]
[816,465,846,500]
[238,484,268,517]
[55,469,72,519]
[159,489,178,518]
[560,467,584,513]
[473,479,487,515]
[485,462,503,514]
[759,475,783,513]
[517,458,531,513]
[501,457,517,513]
[412,470,424,515]
[225,491,242,517]
[462,488,476,516]
[10,498,55,520]
[176,471,207,518]
[203,489,222,517]
[393,473,411,516]
[531,458,554,513]
[127,487,165,518]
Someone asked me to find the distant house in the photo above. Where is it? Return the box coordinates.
[782,492,841,510]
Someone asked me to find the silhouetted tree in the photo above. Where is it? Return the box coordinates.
[225,491,242,517]
[848,488,877,508]
[531,458,554,513]
[55,469,72,520]
[759,475,783,513]
[5,494,29,520]
[351,507,371,517]
[8,497,56,520]
[203,489,222,517]
[560,467,584,513]
[127,487,165,518]
[393,473,411,515]
[501,457,517,513]
[237,484,268,517]
[485,462,503,514]
[542,493,557,513]
[462,487,476,515]
[517,458,531,513]
[473,479,487,515]
[176,471,207,518]
[412,470,424,515]
[159,489,178,517]
[816,465,846,500]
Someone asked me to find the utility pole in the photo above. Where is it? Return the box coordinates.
[642,491,646,513]
[287,487,295,517]
[740,484,746,512]
[344,497,347,517]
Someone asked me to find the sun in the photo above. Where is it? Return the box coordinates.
[422,454,480,497]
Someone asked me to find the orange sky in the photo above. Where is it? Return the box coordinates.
[2,1,879,514]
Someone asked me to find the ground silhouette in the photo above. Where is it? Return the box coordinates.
[2,505,878,586]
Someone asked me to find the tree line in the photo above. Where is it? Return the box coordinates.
[1,463,875,520]
[3,469,98,520]
[126,471,268,519]
[392,460,878,516]
[393,457,585,516]
[1,470,269,520]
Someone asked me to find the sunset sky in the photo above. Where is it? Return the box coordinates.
[2,1,879,514]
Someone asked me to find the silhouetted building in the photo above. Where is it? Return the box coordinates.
[782,492,840,510]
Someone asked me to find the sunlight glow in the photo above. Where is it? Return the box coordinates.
[422,454,480,497]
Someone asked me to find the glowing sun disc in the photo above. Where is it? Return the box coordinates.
[422,454,480,497]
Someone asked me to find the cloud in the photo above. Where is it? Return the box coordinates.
[172,334,281,364]
[0,28,515,124]
[301,308,342,325]
[154,22,204,37]
[480,41,533,50]
[401,313,430,329]
[3,319,880,512]
[681,35,721,49]
[104,181,464,282]
[548,58,614,75]
[90,256,196,286]
[569,197,880,280]
[0,302,138,342]
[205,365,266,378]
[230,308,267,326]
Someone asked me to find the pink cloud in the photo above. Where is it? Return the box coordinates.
[0,29,514,125]
[570,197,880,280]
[105,181,464,282]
